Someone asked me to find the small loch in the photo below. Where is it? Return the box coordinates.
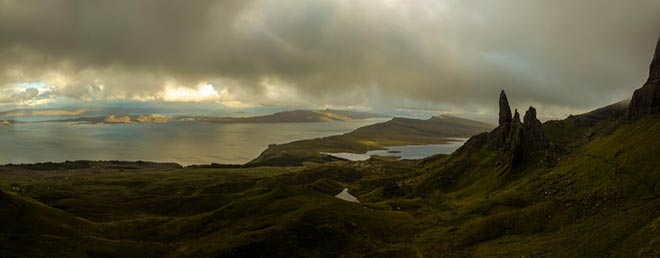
[334,188,360,203]
[324,138,468,161]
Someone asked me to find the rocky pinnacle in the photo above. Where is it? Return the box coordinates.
[523,106,537,125]
[513,109,521,123]
[459,91,550,167]
[523,106,549,150]
[499,90,513,125]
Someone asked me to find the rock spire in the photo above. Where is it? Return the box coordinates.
[513,109,521,123]
[522,106,549,150]
[457,90,551,168]
[499,90,513,125]
[491,92,549,166]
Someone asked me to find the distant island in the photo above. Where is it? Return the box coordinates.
[0,108,90,118]
[40,109,389,125]
[0,120,19,125]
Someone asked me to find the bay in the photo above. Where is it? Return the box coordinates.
[0,119,387,165]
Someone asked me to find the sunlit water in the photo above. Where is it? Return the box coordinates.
[323,138,468,161]
[335,188,360,203]
[0,119,387,166]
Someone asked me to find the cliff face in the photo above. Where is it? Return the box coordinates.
[627,38,660,121]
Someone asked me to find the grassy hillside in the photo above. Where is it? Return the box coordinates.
[0,188,171,257]
[1,109,659,257]
[0,162,426,257]
[250,115,494,166]
[406,114,660,257]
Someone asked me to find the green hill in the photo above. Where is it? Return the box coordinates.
[249,115,494,166]
[0,188,171,257]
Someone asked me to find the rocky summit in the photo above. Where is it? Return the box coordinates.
[627,37,660,121]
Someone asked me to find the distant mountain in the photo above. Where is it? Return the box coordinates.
[49,109,388,124]
[187,109,388,124]
[0,120,19,125]
[320,109,390,119]
[54,114,173,124]
[249,115,494,166]
[0,108,89,117]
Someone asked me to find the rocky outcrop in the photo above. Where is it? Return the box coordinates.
[499,90,513,125]
[522,107,549,150]
[459,90,549,167]
[513,109,521,123]
[627,38,660,121]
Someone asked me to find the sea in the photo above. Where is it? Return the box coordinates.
[0,119,388,166]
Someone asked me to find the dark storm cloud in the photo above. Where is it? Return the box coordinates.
[0,0,658,117]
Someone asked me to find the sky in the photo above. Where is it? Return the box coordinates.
[0,0,659,120]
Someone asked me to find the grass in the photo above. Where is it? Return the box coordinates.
[1,116,659,257]
[0,164,424,257]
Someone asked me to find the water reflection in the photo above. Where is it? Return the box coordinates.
[0,119,385,165]
[323,138,468,161]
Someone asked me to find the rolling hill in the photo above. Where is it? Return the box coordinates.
[249,115,494,166]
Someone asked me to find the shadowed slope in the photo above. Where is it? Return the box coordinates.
[0,189,170,257]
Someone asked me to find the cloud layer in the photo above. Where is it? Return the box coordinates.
[0,0,658,118]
